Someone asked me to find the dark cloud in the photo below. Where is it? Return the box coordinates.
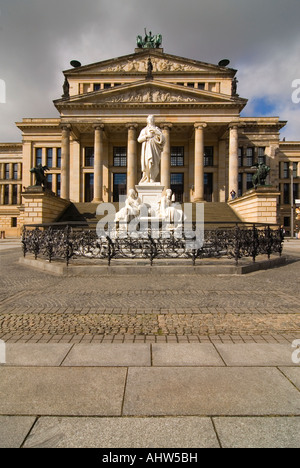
[0,0,299,141]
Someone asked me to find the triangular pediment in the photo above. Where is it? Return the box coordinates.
[64,50,236,77]
[55,80,244,108]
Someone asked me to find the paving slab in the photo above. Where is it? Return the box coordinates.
[0,416,36,448]
[23,416,220,448]
[62,343,151,367]
[0,367,126,416]
[152,343,225,366]
[215,343,296,367]
[123,367,300,416]
[279,367,300,391]
[4,343,72,366]
[213,416,300,448]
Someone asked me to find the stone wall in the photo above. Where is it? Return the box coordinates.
[22,188,70,226]
[228,187,280,225]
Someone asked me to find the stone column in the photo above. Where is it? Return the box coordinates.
[0,185,4,205]
[60,124,71,200]
[127,124,138,192]
[161,124,172,191]
[194,123,207,202]
[228,124,239,198]
[93,124,105,203]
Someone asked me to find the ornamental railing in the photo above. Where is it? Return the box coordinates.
[21,222,284,267]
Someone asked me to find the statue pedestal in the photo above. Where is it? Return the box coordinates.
[136,184,164,208]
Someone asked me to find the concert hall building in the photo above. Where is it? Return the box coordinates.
[0,37,300,236]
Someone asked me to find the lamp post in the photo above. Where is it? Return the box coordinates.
[291,163,294,238]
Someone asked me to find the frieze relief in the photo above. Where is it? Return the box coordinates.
[103,88,200,103]
[101,58,203,73]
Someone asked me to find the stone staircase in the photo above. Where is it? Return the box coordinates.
[58,202,242,229]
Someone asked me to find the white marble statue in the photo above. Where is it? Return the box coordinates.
[157,189,184,224]
[138,115,165,184]
[115,189,143,223]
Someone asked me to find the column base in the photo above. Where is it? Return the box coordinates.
[92,198,103,204]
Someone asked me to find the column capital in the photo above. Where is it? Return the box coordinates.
[228,122,240,130]
[161,123,173,131]
[60,123,72,131]
[126,123,138,130]
[194,123,207,130]
[93,123,105,131]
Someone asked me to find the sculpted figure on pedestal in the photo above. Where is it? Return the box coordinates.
[138,115,165,184]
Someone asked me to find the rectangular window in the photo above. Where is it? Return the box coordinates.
[171,147,184,167]
[198,83,205,90]
[171,173,184,203]
[12,185,18,204]
[85,173,94,202]
[284,216,290,227]
[293,162,298,178]
[246,148,254,167]
[57,174,61,197]
[104,83,111,89]
[46,174,52,191]
[11,217,17,228]
[204,173,213,202]
[238,148,243,167]
[113,147,127,167]
[84,147,94,167]
[293,183,298,203]
[187,83,195,88]
[4,185,9,204]
[36,148,42,166]
[238,173,243,197]
[204,146,214,167]
[13,164,18,180]
[46,148,53,168]
[258,147,266,165]
[113,173,127,202]
[93,83,101,91]
[283,162,289,179]
[57,148,61,168]
[246,173,253,191]
[5,164,10,179]
[284,183,290,204]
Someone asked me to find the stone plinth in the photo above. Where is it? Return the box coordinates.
[228,187,280,225]
[22,187,70,226]
[136,184,164,207]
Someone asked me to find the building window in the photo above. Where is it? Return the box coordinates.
[283,162,289,179]
[4,185,9,204]
[293,162,298,178]
[246,173,253,191]
[284,216,290,228]
[57,174,61,197]
[104,83,111,89]
[12,185,18,204]
[258,147,266,165]
[36,148,42,166]
[293,183,299,203]
[284,183,290,204]
[57,148,61,168]
[198,83,205,90]
[93,83,101,91]
[238,173,243,197]
[113,147,127,167]
[113,173,127,202]
[238,148,243,167]
[13,164,18,180]
[84,173,94,202]
[46,148,53,168]
[46,174,52,191]
[171,147,184,167]
[204,146,214,167]
[246,148,254,167]
[5,164,10,179]
[187,83,195,88]
[11,217,17,228]
[171,173,184,203]
[204,173,213,202]
[84,147,94,167]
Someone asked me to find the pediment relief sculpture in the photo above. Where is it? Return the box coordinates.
[99,57,204,74]
[102,88,200,103]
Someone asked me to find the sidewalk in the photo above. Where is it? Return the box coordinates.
[0,342,299,448]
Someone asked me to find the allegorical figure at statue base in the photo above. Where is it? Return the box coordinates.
[115,189,143,223]
[138,115,165,184]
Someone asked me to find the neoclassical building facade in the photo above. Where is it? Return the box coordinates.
[0,42,300,236]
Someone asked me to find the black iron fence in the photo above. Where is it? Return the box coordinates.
[21,222,284,267]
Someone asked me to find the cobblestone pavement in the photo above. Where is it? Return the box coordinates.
[0,242,300,343]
